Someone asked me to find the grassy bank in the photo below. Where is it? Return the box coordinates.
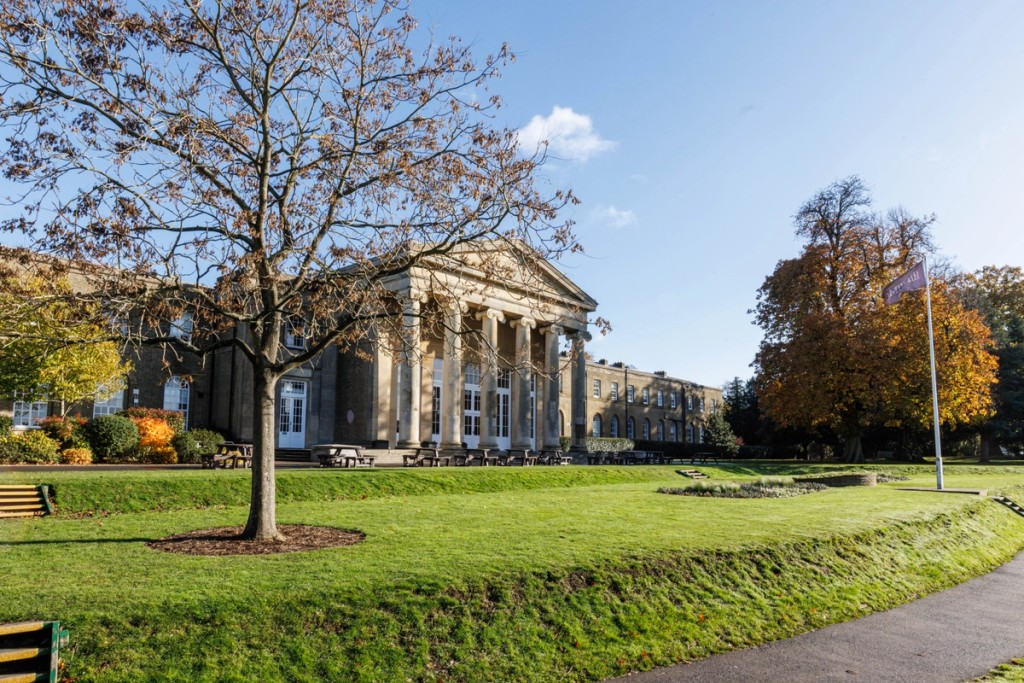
[2,465,1024,680]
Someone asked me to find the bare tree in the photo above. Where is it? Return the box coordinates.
[0,0,580,540]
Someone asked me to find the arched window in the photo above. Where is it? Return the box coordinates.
[686,424,694,443]
[698,425,705,443]
[610,415,619,438]
[642,418,650,440]
[163,376,190,426]
[656,420,664,441]
[592,414,602,438]
[670,421,678,442]
[626,416,635,440]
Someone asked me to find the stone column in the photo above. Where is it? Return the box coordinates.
[397,294,423,448]
[441,302,465,450]
[541,324,563,450]
[570,329,591,448]
[371,333,393,446]
[476,308,504,449]
[511,317,536,449]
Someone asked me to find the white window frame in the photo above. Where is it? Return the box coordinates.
[163,376,190,427]
[12,391,47,428]
[657,390,664,407]
[687,395,694,411]
[642,387,650,405]
[592,379,601,398]
[610,415,619,438]
[656,420,664,441]
[284,319,305,350]
[670,422,678,442]
[170,311,194,343]
[699,397,706,413]
[642,418,650,440]
[611,382,619,401]
[670,392,678,409]
[592,414,602,438]
[93,387,125,417]
[626,416,635,440]
[627,385,634,403]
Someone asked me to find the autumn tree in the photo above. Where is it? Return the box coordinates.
[753,177,996,462]
[0,273,131,417]
[0,0,580,540]
[955,266,1024,459]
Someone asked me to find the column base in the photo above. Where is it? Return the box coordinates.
[397,440,421,449]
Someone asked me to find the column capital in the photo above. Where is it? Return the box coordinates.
[406,287,428,304]
[542,323,564,338]
[445,299,469,314]
[510,316,536,330]
[475,308,506,323]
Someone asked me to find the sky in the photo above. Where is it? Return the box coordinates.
[414,0,1024,388]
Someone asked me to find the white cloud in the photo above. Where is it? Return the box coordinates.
[590,204,637,229]
[517,106,615,163]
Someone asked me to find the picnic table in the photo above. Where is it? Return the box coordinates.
[499,448,537,466]
[620,450,651,465]
[453,447,499,466]
[537,449,572,465]
[313,443,375,468]
[586,451,610,465]
[201,442,253,469]
[691,451,718,465]
[403,446,451,467]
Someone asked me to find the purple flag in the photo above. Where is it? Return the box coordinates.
[883,261,927,305]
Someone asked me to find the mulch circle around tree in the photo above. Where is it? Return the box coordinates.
[147,524,365,556]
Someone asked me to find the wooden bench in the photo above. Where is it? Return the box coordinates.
[313,444,374,468]
[499,448,537,466]
[404,447,450,467]
[537,449,572,465]
[453,447,498,466]
[202,442,253,469]
[0,620,69,682]
[691,451,718,465]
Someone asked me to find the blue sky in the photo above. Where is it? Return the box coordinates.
[417,0,1024,387]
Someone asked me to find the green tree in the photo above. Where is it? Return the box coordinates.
[704,410,740,457]
[0,276,130,416]
[723,376,762,445]
[0,0,579,541]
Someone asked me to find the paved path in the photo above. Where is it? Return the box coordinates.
[612,549,1024,682]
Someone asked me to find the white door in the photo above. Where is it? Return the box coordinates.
[496,368,511,450]
[463,364,481,448]
[430,358,443,445]
[278,380,307,449]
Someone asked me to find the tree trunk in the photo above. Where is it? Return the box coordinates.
[980,434,992,463]
[842,435,864,463]
[242,368,282,541]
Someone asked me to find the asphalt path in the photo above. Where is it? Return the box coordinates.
[611,547,1024,682]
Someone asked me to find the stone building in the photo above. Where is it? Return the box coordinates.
[3,246,722,451]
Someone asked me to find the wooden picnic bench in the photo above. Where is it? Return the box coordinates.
[691,451,718,465]
[313,443,375,468]
[202,442,253,469]
[499,448,537,466]
[453,447,498,466]
[403,446,451,467]
[537,449,572,465]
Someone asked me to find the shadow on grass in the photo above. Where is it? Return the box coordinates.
[0,537,155,546]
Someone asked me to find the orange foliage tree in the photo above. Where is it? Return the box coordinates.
[753,177,996,462]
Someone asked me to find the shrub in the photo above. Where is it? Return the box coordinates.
[188,428,225,456]
[147,446,178,464]
[0,415,12,437]
[59,447,94,465]
[132,417,174,450]
[584,437,634,453]
[659,478,827,499]
[85,415,140,462]
[38,415,88,450]
[171,431,200,463]
[119,407,186,434]
[558,436,572,452]
[0,431,61,464]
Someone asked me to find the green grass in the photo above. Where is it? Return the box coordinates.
[978,660,1024,682]
[3,463,1024,681]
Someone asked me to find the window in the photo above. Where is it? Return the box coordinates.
[642,387,649,405]
[656,420,664,441]
[626,416,635,440]
[12,391,47,428]
[711,399,718,414]
[592,414,602,438]
[699,425,705,443]
[686,424,694,443]
[670,422,678,442]
[170,312,193,342]
[657,390,664,407]
[687,395,694,411]
[431,386,441,437]
[611,382,619,401]
[670,392,678,409]
[93,388,125,417]
[284,319,305,349]
[642,418,651,440]
[627,385,635,403]
[593,379,601,398]
[163,376,190,426]
[463,364,481,438]
[699,397,705,413]
[610,415,619,438]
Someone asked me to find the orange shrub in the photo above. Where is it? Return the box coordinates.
[59,447,93,465]
[132,417,174,451]
[147,446,178,464]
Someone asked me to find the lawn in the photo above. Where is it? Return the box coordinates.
[3,463,1024,681]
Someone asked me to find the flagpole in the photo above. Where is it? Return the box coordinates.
[923,257,944,490]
